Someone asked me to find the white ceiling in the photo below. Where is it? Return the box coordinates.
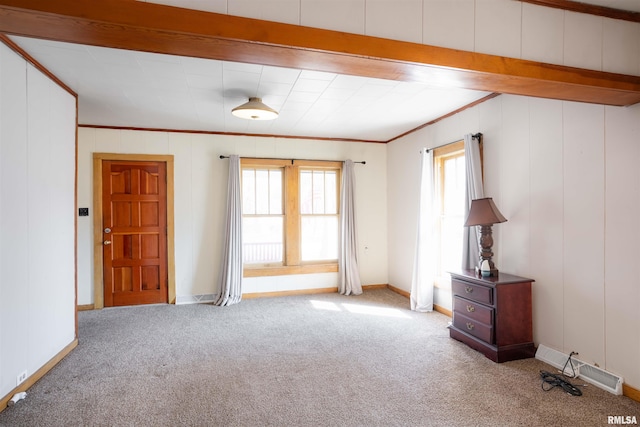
[10,36,491,143]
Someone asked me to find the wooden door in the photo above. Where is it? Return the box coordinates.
[102,160,168,307]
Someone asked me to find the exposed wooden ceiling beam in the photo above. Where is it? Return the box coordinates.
[1,0,640,106]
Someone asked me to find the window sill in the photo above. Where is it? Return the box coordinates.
[243,263,338,277]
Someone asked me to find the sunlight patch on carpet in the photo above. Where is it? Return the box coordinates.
[310,300,341,311]
[309,300,411,318]
[342,303,411,318]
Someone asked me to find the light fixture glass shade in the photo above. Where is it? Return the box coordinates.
[231,97,278,120]
[463,197,507,226]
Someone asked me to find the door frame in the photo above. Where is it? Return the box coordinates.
[93,153,176,309]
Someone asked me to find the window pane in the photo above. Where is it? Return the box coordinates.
[242,217,283,264]
[312,171,325,214]
[300,171,312,214]
[255,170,269,214]
[242,169,255,215]
[269,169,283,214]
[301,216,338,261]
[325,171,337,214]
[438,153,466,278]
[443,157,465,215]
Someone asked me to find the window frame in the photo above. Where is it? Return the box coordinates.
[432,140,483,289]
[299,167,341,263]
[241,164,286,268]
[240,158,342,277]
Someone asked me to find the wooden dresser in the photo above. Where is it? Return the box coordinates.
[449,270,535,363]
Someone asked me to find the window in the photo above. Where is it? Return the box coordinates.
[242,168,284,265]
[433,141,467,289]
[300,169,339,261]
[241,158,341,277]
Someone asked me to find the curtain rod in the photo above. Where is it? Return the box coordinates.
[219,155,366,165]
[426,132,482,153]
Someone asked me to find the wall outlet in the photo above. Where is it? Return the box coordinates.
[16,370,27,386]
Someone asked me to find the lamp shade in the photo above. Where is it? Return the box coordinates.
[231,97,278,120]
[463,197,507,226]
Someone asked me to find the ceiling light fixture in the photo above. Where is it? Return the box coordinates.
[231,97,279,120]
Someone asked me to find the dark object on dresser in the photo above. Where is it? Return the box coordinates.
[449,270,535,363]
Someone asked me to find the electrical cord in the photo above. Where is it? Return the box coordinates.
[540,370,583,396]
[539,351,584,396]
[561,351,579,378]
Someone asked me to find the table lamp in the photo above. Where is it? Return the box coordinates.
[464,197,507,277]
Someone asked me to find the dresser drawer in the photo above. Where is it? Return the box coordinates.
[453,296,493,325]
[451,279,493,305]
[453,312,493,344]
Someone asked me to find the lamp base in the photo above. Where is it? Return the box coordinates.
[475,266,499,277]
[475,225,499,277]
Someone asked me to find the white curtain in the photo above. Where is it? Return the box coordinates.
[462,134,484,270]
[338,160,362,296]
[410,149,436,312]
[214,154,243,306]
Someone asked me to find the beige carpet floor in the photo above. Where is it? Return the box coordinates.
[0,288,638,426]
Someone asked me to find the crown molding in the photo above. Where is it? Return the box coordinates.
[521,0,640,22]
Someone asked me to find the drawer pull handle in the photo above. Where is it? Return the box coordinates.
[466,322,475,331]
[466,305,475,313]
[465,286,473,294]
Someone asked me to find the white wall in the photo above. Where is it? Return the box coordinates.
[0,43,76,401]
[387,94,640,390]
[141,0,640,76]
[77,128,388,304]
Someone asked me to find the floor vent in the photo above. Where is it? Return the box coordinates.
[535,344,580,376]
[176,294,215,305]
[535,344,623,395]
[578,363,623,395]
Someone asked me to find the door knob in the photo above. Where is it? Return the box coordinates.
[103,240,111,245]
